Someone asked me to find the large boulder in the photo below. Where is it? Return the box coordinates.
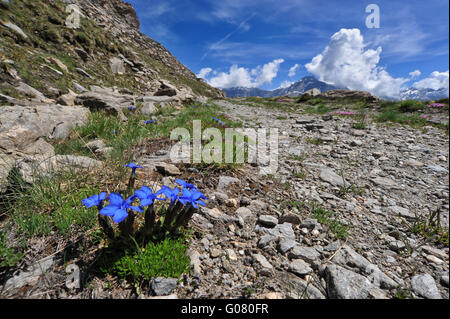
[317,90,379,104]
[0,104,89,190]
[0,104,89,139]
[16,155,103,184]
[75,86,134,119]
[298,88,321,102]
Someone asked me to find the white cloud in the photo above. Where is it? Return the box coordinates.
[197,68,213,79]
[279,81,293,89]
[202,59,285,88]
[413,70,449,94]
[305,28,408,99]
[288,64,299,77]
[409,70,422,79]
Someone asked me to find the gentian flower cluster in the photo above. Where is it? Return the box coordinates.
[145,120,155,124]
[129,105,136,111]
[212,116,226,126]
[82,163,208,240]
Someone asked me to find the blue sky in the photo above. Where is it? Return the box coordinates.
[126,0,449,97]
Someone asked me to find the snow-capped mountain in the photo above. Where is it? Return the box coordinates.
[223,76,340,98]
[399,87,449,101]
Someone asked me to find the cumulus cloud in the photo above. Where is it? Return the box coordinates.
[413,70,449,94]
[197,68,213,79]
[305,28,408,99]
[202,59,285,88]
[409,70,421,79]
[288,64,300,77]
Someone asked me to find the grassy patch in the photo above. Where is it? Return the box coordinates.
[306,137,323,145]
[409,209,449,247]
[0,229,24,269]
[106,238,190,285]
[313,207,350,239]
[280,200,305,212]
[6,169,103,238]
[304,104,332,115]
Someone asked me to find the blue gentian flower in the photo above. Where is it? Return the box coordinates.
[158,186,181,204]
[193,105,198,108]
[82,192,107,209]
[125,162,143,176]
[178,189,208,209]
[175,179,198,190]
[145,120,154,124]
[100,193,143,223]
[129,106,135,111]
[135,186,165,207]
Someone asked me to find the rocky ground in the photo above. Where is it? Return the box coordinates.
[0,0,449,300]
[168,99,448,299]
[0,96,449,299]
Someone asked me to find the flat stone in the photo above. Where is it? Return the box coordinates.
[151,277,178,296]
[279,212,301,225]
[319,168,347,187]
[3,257,54,292]
[288,259,313,276]
[388,206,415,219]
[217,176,240,190]
[323,265,372,299]
[389,240,406,252]
[258,215,278,227]
[411,274,441,299]
[288,245,321,263]
[422,246,448,260]
[252,254,273,276]
[154,162,181,176]
[370,176,398,188]
[300,218,318,230]
[440,272,449,287]
[258,234,276,248]
[277,238,296,254]
[426,165,448,173]
[0,20,28,39]
[261,223,296,241]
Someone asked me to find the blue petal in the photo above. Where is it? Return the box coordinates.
[113,209,128,223]
[100,205,117,217]
[196,200,207,207]
[178,198,190,206]
[98,192,108,201]
[140,199,153,207]
[134,189,148,200]
[129,206,144,213]
[82,197,96,208]
[125,195,138,206]
[108,193,124,207]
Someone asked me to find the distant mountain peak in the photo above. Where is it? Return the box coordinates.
[223,76,340,98]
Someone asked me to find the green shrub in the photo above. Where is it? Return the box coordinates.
[109,238,190,284]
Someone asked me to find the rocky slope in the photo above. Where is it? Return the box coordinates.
[0,0,223,100]
[0,0,224,191]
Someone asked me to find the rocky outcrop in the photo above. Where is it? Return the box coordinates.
[317,90,379,104]
[0,104,90,191]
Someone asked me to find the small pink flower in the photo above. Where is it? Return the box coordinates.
[427,103,445,108]
[334,111,357,116]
